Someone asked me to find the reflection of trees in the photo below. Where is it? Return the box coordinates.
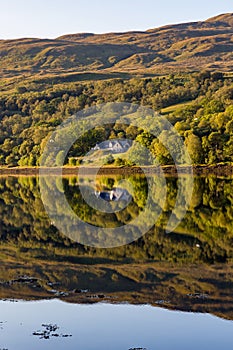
[0,176,233,263]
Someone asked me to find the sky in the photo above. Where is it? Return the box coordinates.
[0,0,232,39]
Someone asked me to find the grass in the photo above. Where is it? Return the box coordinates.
[161,101,192,114]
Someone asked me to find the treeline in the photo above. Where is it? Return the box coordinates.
[0,71,232,166]
[0,176,232,264]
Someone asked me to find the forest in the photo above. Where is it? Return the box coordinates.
[0,71,233,167]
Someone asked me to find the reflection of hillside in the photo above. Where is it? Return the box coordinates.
[1,256,233,321]
[0,175,233,319]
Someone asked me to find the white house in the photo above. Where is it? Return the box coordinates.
[93,140,132,154]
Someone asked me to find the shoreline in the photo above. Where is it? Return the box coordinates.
[0,164,233,176]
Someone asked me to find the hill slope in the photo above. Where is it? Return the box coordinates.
[0,13,233,82]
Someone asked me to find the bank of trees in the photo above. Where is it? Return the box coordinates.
[0,71,232,166]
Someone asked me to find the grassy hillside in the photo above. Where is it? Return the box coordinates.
[0,13,232,88]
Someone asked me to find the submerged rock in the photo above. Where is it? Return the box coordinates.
[32,324,72,340]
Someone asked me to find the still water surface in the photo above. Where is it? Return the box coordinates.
[0,175,233,349]
[1,300,233,350]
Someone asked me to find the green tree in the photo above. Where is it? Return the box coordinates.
[185,132,204,164]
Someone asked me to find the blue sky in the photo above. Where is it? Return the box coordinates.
[0,0,232,39]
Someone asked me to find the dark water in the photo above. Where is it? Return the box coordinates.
[0,175,233,349]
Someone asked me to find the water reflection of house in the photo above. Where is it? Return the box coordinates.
[93,140,132,154]
[95,188,131,202]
